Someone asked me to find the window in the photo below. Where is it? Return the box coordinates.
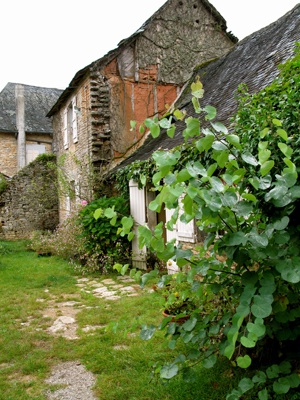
[26,144,46,164]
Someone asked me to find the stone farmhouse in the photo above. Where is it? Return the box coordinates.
[47,0,237,221]
[0,82,62,177]
[113,4,300,268]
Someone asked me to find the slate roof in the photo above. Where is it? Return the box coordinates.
[0,83,62,134]
[47,0,236,117]
[115,4,300,169]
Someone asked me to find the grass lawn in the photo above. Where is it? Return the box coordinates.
[0,240,240,399]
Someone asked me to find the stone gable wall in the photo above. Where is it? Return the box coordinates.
[0,155,59,240]
[0,132,18,177]
[0,131,53,178]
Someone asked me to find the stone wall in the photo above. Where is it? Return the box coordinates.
[0,155,59,240]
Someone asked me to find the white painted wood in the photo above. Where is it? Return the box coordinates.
[129,180,147,269]
[63,108,68,149]
[72,97,78,143]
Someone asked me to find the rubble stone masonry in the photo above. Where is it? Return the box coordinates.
[0,155,59,240]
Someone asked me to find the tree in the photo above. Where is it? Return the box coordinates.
[110,45,300,399]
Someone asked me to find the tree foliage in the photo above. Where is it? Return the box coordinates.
[105,45,300,398]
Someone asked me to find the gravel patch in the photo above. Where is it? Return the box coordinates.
[45,361,97,400]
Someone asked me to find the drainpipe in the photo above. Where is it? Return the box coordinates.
[15,84,26,170]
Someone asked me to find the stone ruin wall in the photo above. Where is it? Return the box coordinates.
[0,156,59,240]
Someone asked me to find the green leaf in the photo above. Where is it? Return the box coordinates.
[258,389,268,400]
[278,257,300,283]
[216,150,229,168]
[265,184,288,202]
[191,78,204,98]
[222,191,238,207]
[272,118,282,127]
[287,373,300,388]
[167,125,176,138]
[137,225,153,247]
[236,355,251,368]
[209,176,224,193]
[204,105,217,120]
[182,317,197,332]
[260,160,274,177]
[240,336,256,348]
[212,141,228,151]
[130,120,137,130]
[174,109,186,121]
[273,378,290,394]
[192,96,201,113]
[225,231,247,246]
[251,295,273,318]
[277,128,288,141]
[160,363,179,379]
[183,117,200,139]
[273,216,289,230]
[104,207,116,219]
[150,123,160,138]
[238,377,254,393]
[242,193,257,202]
[159,117,172,129]
[177,169,192,182]
[211,121,228,134]
[186,161,207,177]
[258,149,271,164]
[246,319,266,338]
[227,134,242,149]
[93,208,103,220]
[202,354,217,369]
[252,371,267,385]
[140,324,156,341]
[196,134,214,152]
[121,216,134,232]
[260,128,270,139]
[278,142,293,158]
[241,152,259,166]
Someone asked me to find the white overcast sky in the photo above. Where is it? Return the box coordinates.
[0,0,299,92]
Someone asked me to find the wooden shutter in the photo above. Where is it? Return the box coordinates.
[177,198,196,243]
[72,97,78,143]
[165,207,178,243]
[165,199,196,243]
[63,108,68,149]
[129,180,147,269]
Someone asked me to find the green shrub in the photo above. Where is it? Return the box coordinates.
[78,196,131,272]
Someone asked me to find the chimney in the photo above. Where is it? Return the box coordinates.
[16,84,26,170]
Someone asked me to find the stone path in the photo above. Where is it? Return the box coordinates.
[41,275,142,399]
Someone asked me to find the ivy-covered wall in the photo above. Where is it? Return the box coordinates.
[0,155,59,240]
